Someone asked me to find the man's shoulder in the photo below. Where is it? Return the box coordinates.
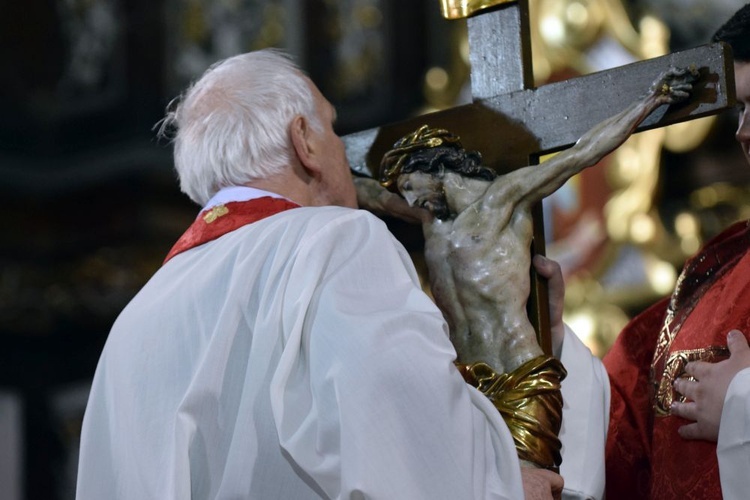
[224,206,394,255]
[270,206,409,267]
[282,205,389,231]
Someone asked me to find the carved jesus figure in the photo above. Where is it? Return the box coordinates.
[379,66,698,376]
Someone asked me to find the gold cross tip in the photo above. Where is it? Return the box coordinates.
[440,0,517,19]
[203,204,229,224]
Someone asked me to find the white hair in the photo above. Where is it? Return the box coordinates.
[157,49,322,205]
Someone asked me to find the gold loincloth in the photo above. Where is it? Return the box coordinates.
[456,355,567,470]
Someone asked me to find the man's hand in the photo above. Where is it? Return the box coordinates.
[532,255,565,358]
[650,65,699,106]
[353,176,430,224]
[521,466,563,500]
[672,329,750,442]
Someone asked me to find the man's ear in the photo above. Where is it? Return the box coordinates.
[290,115,321,176]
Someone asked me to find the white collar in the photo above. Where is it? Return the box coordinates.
[202,186,291,212]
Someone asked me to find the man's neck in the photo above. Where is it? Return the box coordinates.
[246,171,312,207]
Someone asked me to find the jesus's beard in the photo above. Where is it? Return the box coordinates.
[421,198,451,220]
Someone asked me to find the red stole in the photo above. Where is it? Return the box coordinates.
[164,196,300,264]
[605,220,750,499]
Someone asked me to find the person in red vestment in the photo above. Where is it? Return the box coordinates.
[604,4,750,499]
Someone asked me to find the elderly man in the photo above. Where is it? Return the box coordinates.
[75,48,612,499]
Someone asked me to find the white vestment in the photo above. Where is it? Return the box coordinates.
[76,188,609,499]
[718,367,750,500]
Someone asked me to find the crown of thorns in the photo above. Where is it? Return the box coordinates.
[379,125,464,189]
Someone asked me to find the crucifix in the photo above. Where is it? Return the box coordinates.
[343,0,734,355]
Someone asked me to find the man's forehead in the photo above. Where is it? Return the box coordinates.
[306,77,332,107]
[317,92,337,121]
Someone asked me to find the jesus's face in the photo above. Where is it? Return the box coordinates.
[396,171,450,219]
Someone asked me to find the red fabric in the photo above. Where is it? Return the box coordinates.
[604,220,750,499]
[605,298,666,499]
[163,197,300,264]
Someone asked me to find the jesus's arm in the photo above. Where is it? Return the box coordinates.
[485,66,698,213]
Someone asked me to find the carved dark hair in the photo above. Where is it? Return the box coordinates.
[379,125,496,191]
[398,146,496,181]
[712,4,750,62]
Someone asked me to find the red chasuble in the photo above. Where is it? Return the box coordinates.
[164,197,300,264]
[604,220,750,499]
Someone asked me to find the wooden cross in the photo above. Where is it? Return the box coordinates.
[342,0,735,354]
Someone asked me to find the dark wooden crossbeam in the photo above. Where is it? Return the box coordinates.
[345,43,734,177]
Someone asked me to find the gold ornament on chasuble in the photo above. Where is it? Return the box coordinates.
[440,0,517,20]
[648,223,750,416]
[649,285,731,417]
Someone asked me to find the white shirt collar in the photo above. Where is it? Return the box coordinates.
[202,186,291,212]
